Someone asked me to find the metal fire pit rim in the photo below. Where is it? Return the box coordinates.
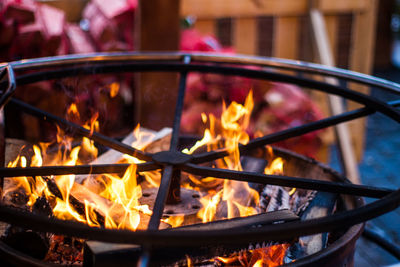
[1,52,399,265]
[0,146,366,267]
[0,145,388,247]
[3,52,400,96]
[0,52,399,244]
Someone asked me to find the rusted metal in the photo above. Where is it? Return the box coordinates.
[140,187,201,217]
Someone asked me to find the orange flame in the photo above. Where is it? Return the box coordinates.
[187,91,260,222]
[6,90,290,265]
[109,82,120,98]
[5,107,154,231]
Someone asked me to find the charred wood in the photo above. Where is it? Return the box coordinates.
[1,198,52,260]
[291,192,337,258]
[2,226,49,260]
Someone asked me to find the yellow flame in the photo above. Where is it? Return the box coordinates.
[253,259,263,267]
[288,188,297,196]
[216,256,237,264]
[67,103,80,119]
[182,129,218,155]
[199,190,222,223]
[233,201,258,217]
[187,91,260,222]
[163,215,185,228]
[84,200,101,227]
[201,112,207,123]
[109,82,120,98]
[186,255,193,267]
[264,157,284,175]
[5,109,152,231]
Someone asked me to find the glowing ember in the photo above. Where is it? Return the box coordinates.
[215,244,289,267]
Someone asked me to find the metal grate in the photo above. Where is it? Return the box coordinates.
[0,52,400,266]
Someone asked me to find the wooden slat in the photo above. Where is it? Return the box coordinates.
[257,16,274,57]
[194,20,215,36]
[348,0,378,161]
[182,0,307,18]
[310,8,360,184]
[325,16,338,58]
[216,18,233,47]
[181,0,368,19]
[318,0,369,14]
[311,15,338,145]
[234,18,257,55]
[273,17,299,59]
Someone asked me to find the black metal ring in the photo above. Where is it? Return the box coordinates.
[0,52,399,248]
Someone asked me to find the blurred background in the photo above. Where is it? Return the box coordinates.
[1,0,400,265]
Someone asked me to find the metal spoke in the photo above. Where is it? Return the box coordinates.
[147,56,191,232]
[0,162,160,177]
[0,188,399,246]
[191,99,400,164]
[10,98,152,162]
[0,65,16,109]
[170,55,191,150]
[147,165,174,230]
[182,163,394,199]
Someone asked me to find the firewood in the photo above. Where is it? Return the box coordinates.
[3,127,172,231]
[2,198,53,260]
[44,176,169,230]
[296,192,337,256]
[74,127,171,184]
[2,226,49,260]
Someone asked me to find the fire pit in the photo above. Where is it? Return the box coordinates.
[0,52,399,266]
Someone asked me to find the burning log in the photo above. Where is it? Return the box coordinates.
[295,191,337,257]
[83,210,299,267]
[1,197,53,260]
[75,127,171,184]
[242,153,337,261]
[43,176,169,230]
[240,156,268,192]
[43,177,106,227]
[2,127,172,228]
[2,226,49,260]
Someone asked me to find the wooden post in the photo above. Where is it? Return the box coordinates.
[309,8,361,184]
[348,0,378,160]
[135,0,181,130]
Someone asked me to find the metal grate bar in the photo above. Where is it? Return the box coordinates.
[0,65,16,109]
[10,98,152,162]
[169,55,191,150]
[142,57,191,266]
[191,99,400,164]
[0,188,399,246]
[182,163,394,199]
[147,165,174,230]
[0,162,160,177]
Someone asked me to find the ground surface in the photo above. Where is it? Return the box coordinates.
[330,68,400,266]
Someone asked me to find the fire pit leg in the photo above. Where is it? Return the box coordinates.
[166,168,181,204]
